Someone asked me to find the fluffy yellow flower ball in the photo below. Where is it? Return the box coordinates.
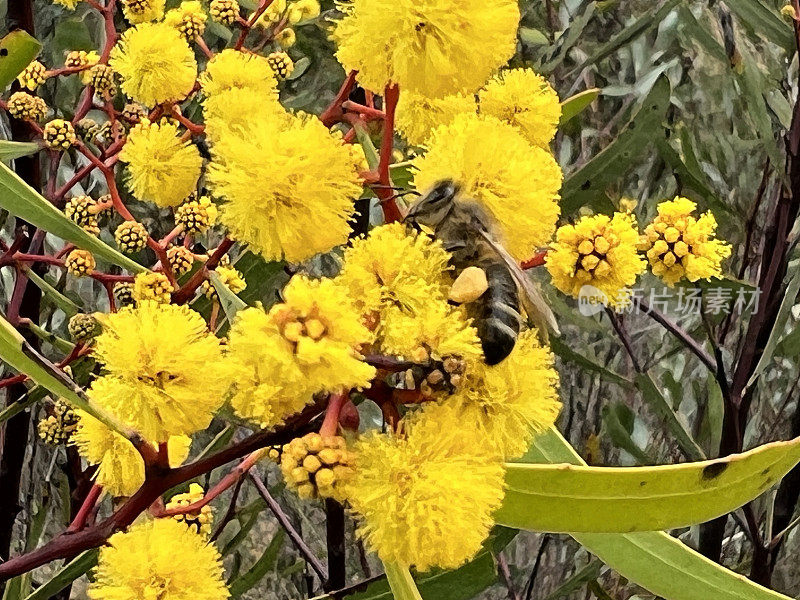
[204,87,287,142]
[338,223,452,316]
[89,519,229,600]
[337,223,480,360]
[207,112,363,262]
[347,421,505,571]
[200,49,278,98]
[73,410,190,496]
[420,329,561,460]
[110,22,197,106]
[226,276,375,428]
[547,212,646,307]
[395,89,477,146]
[639,197,731,286]
[119,119,202,207]
[332,0,520,97]
[479,68,562,148]
[413,113,563,260]
[90,302,229,442]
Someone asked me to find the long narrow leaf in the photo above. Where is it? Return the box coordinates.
[496,438,800,533]
[517,429,793,600]
[0,314,132,439]
[0,162,146,273]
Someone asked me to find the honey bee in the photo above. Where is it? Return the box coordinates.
[405,179,559,365]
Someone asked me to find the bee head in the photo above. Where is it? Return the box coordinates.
[404,179,459,228]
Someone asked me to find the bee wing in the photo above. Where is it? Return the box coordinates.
[476,229,560,338]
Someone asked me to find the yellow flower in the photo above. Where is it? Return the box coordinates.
[200,49,277,98]
[255,0,286,25]
[176,195,218,234]
[17,60,47,91]
[413,113,563,260]
[90,302,228,441]
[110,22,197,106]
[346,422,505,571]
[209,0,239,24]
[89,518,229,600]
[227,277,375,428]
[338,223,452,315]
[164,0,208,41]
[379,300,481,362]
[639,197,731,286]
[547,212,646,307]
[291,0,319,21]
[202,265,247,299]
[133,272,174,304]
[395,89,476,146]
[479,69,561,149]
[73,409,190,496]
[280,433,354,501]
[332,0,519,97]
[65,249,95,277]
[120,0,166,23]
[207,111,362,262]
[167,483,214,536]
[337,224,480,360]
[420,329,561,460]
[120,119,202,207]
[7,92,47,122]
[203,86,286,141]
[53,0,81,9]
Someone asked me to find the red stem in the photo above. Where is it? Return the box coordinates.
[319,392,346,437]
[375,84,403,223]
[320,71,359,127]
[67,484,103,533]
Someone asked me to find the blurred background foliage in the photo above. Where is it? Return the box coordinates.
[2,0,800,598]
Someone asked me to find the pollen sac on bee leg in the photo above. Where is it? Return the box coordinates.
[448,266,489,304]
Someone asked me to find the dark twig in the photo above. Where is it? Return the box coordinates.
[248,472,327,582]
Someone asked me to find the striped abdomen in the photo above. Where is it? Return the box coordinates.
[475,262,521,365]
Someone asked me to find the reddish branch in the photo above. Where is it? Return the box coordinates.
[0,400,324,580]
[373,84,403,223]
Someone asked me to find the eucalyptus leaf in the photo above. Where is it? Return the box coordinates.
[0,31,42,91]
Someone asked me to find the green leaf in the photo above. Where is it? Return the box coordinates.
[542,560,603,600]
[634,372,706,461]
[286,56,311,81]
[496,437,800,533]
[601,402,653,465]
[22,267,80,317]
[383,563,423,600]
[0,162,146,273]
[724,0,794,49]
[567,0,681,76]
[0,141,40,163]
[0,314,132,439]
[549,337,633,389]
[344,528,517,600]
[518,429,794,600]
[559,88,600,125]
[0,386,48,425]
[561,76,671,213]
[22,550,98,600]
[0,31,42,92]
[745,262,800,390]
[228,530,284,598]
[209,271,248,323]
